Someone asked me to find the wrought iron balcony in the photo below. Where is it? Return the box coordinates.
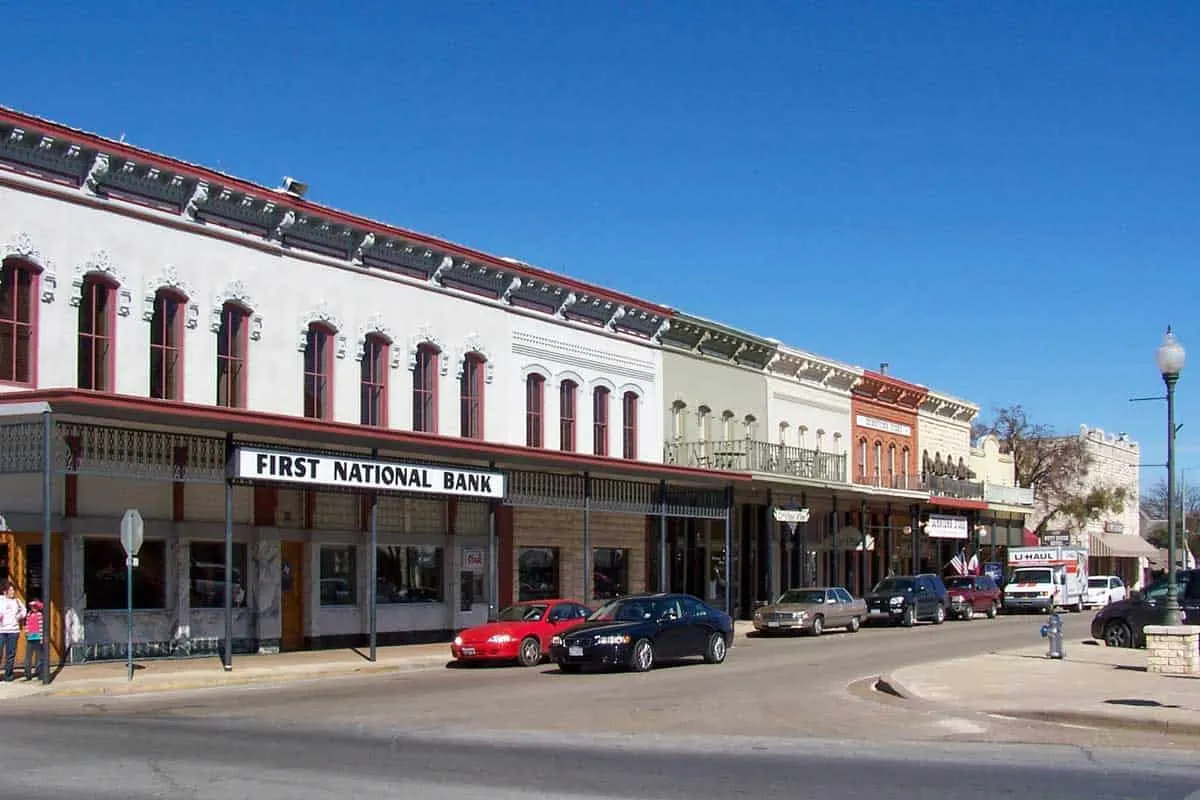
[925,474,986,501]
[852,473,925,492]
[663,439,847,483]
[983,483,1035,506]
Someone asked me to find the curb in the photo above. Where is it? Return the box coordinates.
[988,709,1200,738]
[34,656,451,698]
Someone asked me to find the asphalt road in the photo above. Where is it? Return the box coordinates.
[5,613,1198,799]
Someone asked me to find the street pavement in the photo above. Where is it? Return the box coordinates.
[3,613,1198,799]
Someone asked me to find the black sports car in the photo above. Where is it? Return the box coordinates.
[548,593,733,673]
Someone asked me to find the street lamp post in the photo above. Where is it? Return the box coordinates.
[1156,326,1186,626]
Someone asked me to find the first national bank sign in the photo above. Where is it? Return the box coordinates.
[231,447,506,500]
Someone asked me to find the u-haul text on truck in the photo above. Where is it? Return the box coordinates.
[1002,546,1089,613]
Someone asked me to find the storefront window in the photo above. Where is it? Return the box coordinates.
[320,545,357,606]
[593,548,629,600]
[189,542,248,608]
[84,539,167,610]
[376,546,444,603]
[518,547,559,601]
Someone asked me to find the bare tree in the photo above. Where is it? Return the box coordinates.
[1139,477,1200,552]
[974,404,1128,534]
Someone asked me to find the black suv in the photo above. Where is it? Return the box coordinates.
[865,573,949,626]
[1090,569,1200,648]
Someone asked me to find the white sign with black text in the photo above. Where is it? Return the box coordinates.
[925,514,969,539]
[855,415,912,438]
[230,447,506,500]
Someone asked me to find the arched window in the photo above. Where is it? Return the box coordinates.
[412,343,439,433]
[216,302,249,408]
[149,288,185,400]
[360,334,389,426]
[858,438,868,478]
[559,380,578,451]
[873,441,883,482]
[721,410,735,441]
[888,444,897,487]
[593,386,610,456]
[459,353,485,440]
[303,323,335,420]
[525,374,545,448]
[77,275,116,391]
[0,258,38,386]
[902,447,911,489]
[622,391,638,460]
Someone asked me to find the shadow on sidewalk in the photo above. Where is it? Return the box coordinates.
[1104,698,1182,709]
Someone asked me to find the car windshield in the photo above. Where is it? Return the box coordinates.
[776,590,827,605]
[589,597,657,622]
[944,577,974,589]
[1088,578,1108,588]
[873,578,914,593]
[498,604,548,622]
[1012,569,1052,584]
[1144,576,1189,601]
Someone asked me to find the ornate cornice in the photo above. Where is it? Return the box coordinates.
[297,303,346,358]
[0,231,58,303]
[70,249,132,316]
[767,346,862,390]
[142,265,199,329]
[210,281,263,341]
[355,314,400,368]
[408,325,450,376]
[456,333,495,384]
[920,389,980,422]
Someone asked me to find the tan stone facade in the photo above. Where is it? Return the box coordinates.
[1144,625,1200,675]
[512,508,647,605]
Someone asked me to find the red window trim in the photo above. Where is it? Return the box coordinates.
[0,257,41,388]
[459,353,485,440]
[360,334,389,427]
[592,386,610,457]
[149,288,186,401]
[77,274,117,392]
[217,302,250,409]
[525,373,545,448]
[413,343,440,434]
[303,322,336,420]
[622,390,638,460]
[559,379,577,452]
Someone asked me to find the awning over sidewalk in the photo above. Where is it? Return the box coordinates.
[1089,532,1159,559]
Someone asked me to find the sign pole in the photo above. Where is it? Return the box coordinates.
[119,508,144,682]
[369,448,379,663]
[126,549,133,681]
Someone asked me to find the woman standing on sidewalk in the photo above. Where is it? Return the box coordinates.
[0,582,26,681]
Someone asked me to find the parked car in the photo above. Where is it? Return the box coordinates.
[753,586,867,635]
[943,575,1002,620]
[1084,575,1127,609]
[1090,569,1200,648]
[864,574,949,626]
[451,599,591,666]
[548,593,733,673]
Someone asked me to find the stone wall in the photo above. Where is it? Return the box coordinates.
[1144,624,1200,675]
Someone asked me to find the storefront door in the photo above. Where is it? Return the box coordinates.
[279,541,305,651]
[0,533,65,672]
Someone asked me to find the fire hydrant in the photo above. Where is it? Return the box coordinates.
[1040,613,1064,660]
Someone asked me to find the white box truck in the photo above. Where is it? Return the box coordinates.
[1002,547,1089,613]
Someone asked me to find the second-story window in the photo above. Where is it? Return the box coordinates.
[888,444,897,486]
[0,258,37,386]
[303,323,334,420]
[149,289,184,400]
[217,303,248,408]
[593,387,610,456]
[858,438,867,478]
[460,354,485,439]
[77,276,114,392]
[559,380,577,451]
[360,334,388,426]
[902,446,911,481]
[525,374,544,448]
[873,441,882,481]
[412,344,439,433]
[622,391,638,459]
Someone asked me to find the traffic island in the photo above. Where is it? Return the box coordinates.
[1144,625,1200,675]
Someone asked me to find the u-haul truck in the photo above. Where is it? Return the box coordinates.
[1002,547,1088,613]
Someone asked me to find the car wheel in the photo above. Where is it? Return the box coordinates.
[1104,620,1134,649]
[987,602,998,619]
[961,605,974,621]
[704,632,728,664]
[901,606,915,627]
[810,615,824,636]
[517,636,541,668]
[847,615,861,633]
[629,639,655,672]
[558,663,582,674]
[932,604,946,625]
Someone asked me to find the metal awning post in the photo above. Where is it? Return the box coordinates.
[369,448,379,663]
[800,491,809,587]
[658,480,668,592]
[723,485,733,616]
[831,494,840,587]
[582,472,592,604]
[40,409,52,684]
[910,504,920,575]
[223,433,234,672]
[487,461,498,623]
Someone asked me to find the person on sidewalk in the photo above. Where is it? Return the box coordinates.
[0,582,27,682]
[23,599,44,682]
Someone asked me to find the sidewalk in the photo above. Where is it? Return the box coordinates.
[884,639,1200,737]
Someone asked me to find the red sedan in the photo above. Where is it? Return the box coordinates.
[451,599,592,667]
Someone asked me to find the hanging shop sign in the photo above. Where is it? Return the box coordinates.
[230,447,506,499]
[925,514,969,539]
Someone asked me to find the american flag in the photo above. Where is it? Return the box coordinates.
[967,553,980,575]
[949,548,968,576]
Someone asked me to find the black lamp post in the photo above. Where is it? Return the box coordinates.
[1156,326,1186,626]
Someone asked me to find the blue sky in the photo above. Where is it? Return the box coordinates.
[7,1,1199,486]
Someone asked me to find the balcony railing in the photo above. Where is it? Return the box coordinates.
[983,483,1035,506]
[663,439,847,483]
[925,474,985,501]
[852,473,925,492]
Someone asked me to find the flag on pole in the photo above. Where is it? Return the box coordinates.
[949,548,967,576]
[967,553,980,575]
